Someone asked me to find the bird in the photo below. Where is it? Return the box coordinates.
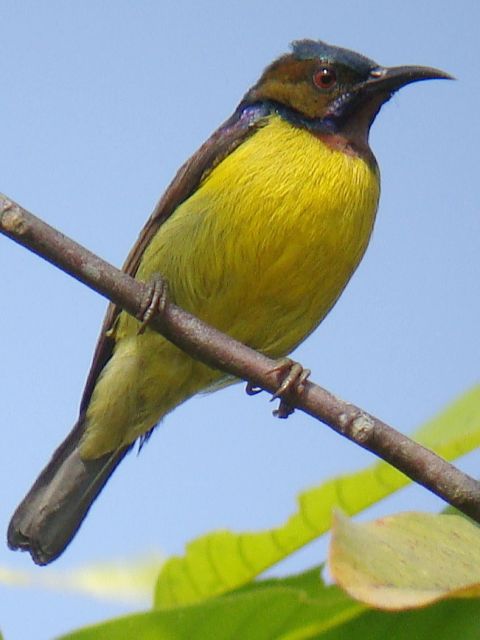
[8,39,451,565]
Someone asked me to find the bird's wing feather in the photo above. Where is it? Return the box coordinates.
[79,104,267,413]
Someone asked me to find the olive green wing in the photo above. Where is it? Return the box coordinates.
[79,104,267,413]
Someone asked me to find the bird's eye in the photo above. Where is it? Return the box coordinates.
[313,66,337,90]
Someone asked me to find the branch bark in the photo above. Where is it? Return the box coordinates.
[1,192,480,521]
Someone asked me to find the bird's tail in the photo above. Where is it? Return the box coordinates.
[7,417,130,565]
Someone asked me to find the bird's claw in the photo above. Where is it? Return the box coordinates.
[137,275,169,335]
[245,382,263,396]
[272,399,297,419]
[270,360,310,400]
[269,358,310,419]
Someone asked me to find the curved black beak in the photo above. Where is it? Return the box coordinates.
[366,64,454,93]
[336,63,453,145]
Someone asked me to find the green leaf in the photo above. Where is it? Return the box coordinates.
[58,572,363,640]
[154,386,480,608]
[56,570,480,640]
[330,511,480,609]
[316,599,480,640]
[233,565,326,597]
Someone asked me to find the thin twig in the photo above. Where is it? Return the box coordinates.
[1,192,480,521]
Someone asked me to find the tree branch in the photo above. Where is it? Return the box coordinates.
[1,192,480,521]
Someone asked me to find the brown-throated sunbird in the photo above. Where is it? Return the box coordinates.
[8,40,451,565]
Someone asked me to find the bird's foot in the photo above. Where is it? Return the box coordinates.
[270,358,310,419]
[244,359,310,418]
[137,275,169,335]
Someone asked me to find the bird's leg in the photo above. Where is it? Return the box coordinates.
[137,275,169,335]
[269,358,311,419]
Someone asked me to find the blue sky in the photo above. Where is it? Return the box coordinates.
[0,1,479,638]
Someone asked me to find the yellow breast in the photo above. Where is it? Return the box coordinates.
[131,114,380,356]
[85,114,381,455]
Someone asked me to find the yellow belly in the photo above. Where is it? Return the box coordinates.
[82,114,380,457]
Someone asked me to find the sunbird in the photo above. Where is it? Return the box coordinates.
[8,40,450,565]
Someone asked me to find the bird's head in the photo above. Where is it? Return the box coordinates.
[243,39,452,147]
